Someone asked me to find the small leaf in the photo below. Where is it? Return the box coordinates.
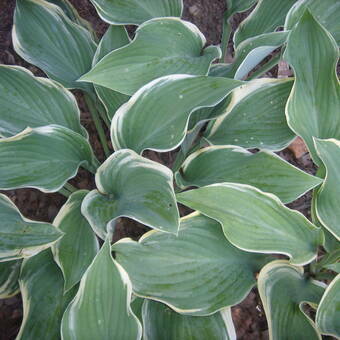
[285,0,340,45]
[61,239,142,340]
[13,0,96,91]
[111,75,242,153]
[52,190,99,292]
[0,65,87,138]
[233,0,297,47]
[0,194,63,262]
[258,260,325,340]
[89,0,183,25]
[0,260,22,298]
[0,125,96,192]
[175,145,322,203]
[142,300,236,340]
[93,26,130,120]
[314,138,340,240]
[81,18,221,96]
[177,183,322,265]
[284,10,340,166]
[17,250,76,340]
[205,78,295,150]
[82,149,179,240]
[113,213,272,316]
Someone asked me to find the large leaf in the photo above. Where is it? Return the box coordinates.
[82,149,179,240]
[316,274,340,337]
[142,300,236,340]
[284,10,340,166]
[111,75,242,153]
[285,0,340,45]
[314,139,340,240]
[0,125,96,192]
[113,213,271,316]
[81,18,221,96]
[233,0,297,47]
[0,65,86,138]
[13,0,96,92]
[17,250,76,340]
[0,260,22,298]
[175,146,322,203]
[258,261,325,340]
[205,78,295,150]
[52,190,99,292]
[93,26,130,120]
[0,194,63,262]
[61,239,142,340]
[177,183,322,265]
[89,0,183,25]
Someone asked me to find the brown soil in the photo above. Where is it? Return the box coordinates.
[0,1,315,339]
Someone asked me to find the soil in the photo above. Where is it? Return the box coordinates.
[0,1,316,339]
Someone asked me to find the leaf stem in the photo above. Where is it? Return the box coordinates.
[64,182,77,193]
[84,94,111,159]
[58,187,71,198]
[221,14,232,63]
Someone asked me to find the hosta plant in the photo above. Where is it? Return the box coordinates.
[1,0,339,339]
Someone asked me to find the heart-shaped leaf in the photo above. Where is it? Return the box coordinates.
[0,125,96,192]
[258,261,325,340]
[233,0,297,47]
[316,274,340,338]
[17,250,76,339]
[111,75,242,153]
[113,213,272,316]
[0,193,63,262]
[0,65,86,138]
[205,78,295,150]
[0,260,22,298]
[175,146,322,203]
[284,10,340,166]
[61,239,142,340]
[285,0,340,45]
[13,0,96,91]
[92,26,130,120]
[314,138,340,240]
[177,183,322,265]
[52,190,99,292]
[81,18,221,96]
[89,0,183,25]
[82,149,179,240]
[142,300,236,340]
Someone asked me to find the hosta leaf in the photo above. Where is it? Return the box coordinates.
[0,194,63,262]
[0,65,86,138]
[0,125,96,192]
[226,0,257,16]
[316,274,340,337]
[17,250,76,340]
[111,75,242,153]
[81,18,221,96]
[233,0,297,47]
[0,260,22,298]
[258,261,325,340]
[82,149,179,240]
[177,183,322,265]
[93,26,130,120]
[142,300,236,340]
[13,0,96,92]
[285,0,340,45]
[61,239,142,340]
[113,213,272,316]
[89,0,183,25]
[314,139,340,240]
[52,190,99,292]
[205,78,295,150]
[175,146,322,203]
[284,10,340,166]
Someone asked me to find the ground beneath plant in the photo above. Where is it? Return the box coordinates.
[0,1,316,339]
